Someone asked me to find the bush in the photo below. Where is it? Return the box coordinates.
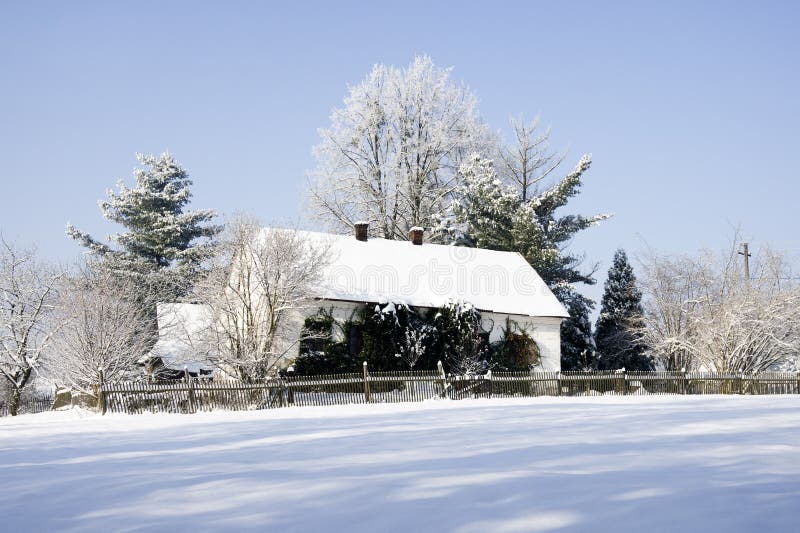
[489,320,541,371]
[293,303,540,375]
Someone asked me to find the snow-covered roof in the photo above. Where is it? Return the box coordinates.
[145,303,214,373]
[284,229,569,318]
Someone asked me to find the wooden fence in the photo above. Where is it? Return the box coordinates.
[98,366,800,415]
[0,394,55,417]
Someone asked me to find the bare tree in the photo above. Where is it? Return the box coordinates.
[636,254,701,370]
[0,239,62,415]
[46,263,156,396]
[309,55,493,241]
[638,239,800,372]
[190,217,331,381]
[497,116,567,202]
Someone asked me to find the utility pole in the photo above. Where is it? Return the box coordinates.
[738,242,751,282]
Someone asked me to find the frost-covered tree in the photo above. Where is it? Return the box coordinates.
[638,240,800,372]
[47,263,156,396]
[189,218,331,381]
[435,144,610,367]
[594,250,652,371]
[310,56,492,241]
[67,152,220,300]
[0,239,62,415]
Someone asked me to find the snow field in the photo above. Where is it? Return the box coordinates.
[1,395,799,532]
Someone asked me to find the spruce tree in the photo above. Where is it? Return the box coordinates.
[436,152,609,369]
[67,152,220,300]
[594,249,653,371]
[560,294,596,370]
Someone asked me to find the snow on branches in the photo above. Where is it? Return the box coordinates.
[0,239,63,415]
[47,263,156,395]
[67,152,220,300]
[638,240,800,372]
[310,56,493,241]
[189,218,331,381]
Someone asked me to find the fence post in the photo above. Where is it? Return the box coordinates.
[286,367,295,406]
[362,361,371,403]
[486,369,492,399]
[796,372,800,395]
[184,367,196,414]
[616,369,627,395]
[97,369,107,415]
[556,371,562,396]
[437,360,448,399]
[681,371,688,395]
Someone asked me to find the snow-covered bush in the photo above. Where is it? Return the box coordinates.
[359,302,435,372]
[429,301,489,375]
[46,263,156,396]
[638,239,800,372]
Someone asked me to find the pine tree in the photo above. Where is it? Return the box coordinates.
[67,152,220,299]
[436,152,609,369]
[559,292,596,370]
[594,249,652,371]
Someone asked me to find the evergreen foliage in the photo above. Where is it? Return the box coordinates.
[594,249,653,371]
[293,310,361,375]
[67,152,221,300]
[435,153,609,368]
[429,301,488,374]
[294,302,540,375]
[560,294,596,370]
[359,303,424,372]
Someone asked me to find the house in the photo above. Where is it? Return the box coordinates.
[293,223,568,371]
[147,223,569,375]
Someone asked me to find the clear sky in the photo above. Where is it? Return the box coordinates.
[1,1,798,308]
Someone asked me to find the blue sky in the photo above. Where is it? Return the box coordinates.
[1,1,798,307]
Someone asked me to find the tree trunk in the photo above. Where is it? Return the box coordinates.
[8,387,21,416]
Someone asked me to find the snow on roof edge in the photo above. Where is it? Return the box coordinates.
[259,227,570,319]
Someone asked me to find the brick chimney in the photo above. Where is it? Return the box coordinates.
[354,221,369,242]
[409,226,424,245]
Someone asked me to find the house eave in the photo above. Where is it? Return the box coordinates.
[311,296,569,320]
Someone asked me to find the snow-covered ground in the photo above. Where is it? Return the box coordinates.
[2,396,799,532]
